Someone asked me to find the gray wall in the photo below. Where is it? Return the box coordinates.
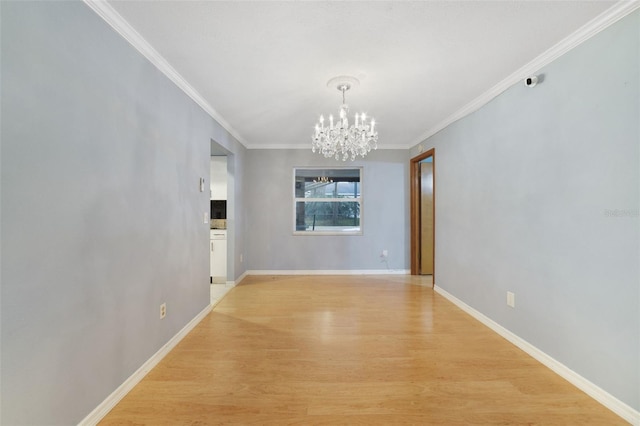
[1,2,243,424]
[231,147,248,280]
[245,149,409,271]
[2,0,636,423]
[411,10,639,410]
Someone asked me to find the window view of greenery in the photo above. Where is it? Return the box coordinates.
[294,168,362,234]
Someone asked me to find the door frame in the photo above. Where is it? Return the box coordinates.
[410,148,435,282]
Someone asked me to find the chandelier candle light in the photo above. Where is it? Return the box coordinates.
[313,176,333,184]
[312,76,378,161]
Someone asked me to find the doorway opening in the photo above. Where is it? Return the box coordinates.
[210,140,233,305]
[410,148,435,285]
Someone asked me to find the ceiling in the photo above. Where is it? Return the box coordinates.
[106,1,616,150]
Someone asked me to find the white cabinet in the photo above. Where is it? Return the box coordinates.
[210,156,227,200]
[210,230,227,283]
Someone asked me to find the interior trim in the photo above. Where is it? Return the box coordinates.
[248,269,410,276]
[85,1,638,152]
[243,143,415,150]
[78,303,213,426]
[410,149,435,278]
[434,285,640,425]
[410,0,640,147]
[234,270,250,286]
[82,0,248,147]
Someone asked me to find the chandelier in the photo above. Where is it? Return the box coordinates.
[313,176,333,184]
[312,76,378,161]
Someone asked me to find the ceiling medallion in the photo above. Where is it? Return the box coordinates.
[312,76,378,161]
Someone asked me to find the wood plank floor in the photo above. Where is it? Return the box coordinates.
[100,275,625,425]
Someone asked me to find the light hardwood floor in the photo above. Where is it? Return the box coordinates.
[100,275,625,425]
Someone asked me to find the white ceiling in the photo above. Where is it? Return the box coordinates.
[106,0,617,149]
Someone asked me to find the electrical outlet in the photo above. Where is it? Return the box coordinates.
[506,292,515,308]
[160,303,167,319]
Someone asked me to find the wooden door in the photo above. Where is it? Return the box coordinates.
[420,162,434,274]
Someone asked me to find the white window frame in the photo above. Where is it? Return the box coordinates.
[293,167,363,236]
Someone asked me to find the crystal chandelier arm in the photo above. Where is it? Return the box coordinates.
[311,76,378,161]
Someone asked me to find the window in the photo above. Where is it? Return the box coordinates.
[294,168,362,235]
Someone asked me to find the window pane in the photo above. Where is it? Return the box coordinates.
[295,168,360,199]
[295,201,360,232]
[294,167,362,234]
[302,181,360,199]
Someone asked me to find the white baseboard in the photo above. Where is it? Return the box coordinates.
[247,269,410,276]
[234,270,249,285]
[433,285,639,426]
[78,304,213,426]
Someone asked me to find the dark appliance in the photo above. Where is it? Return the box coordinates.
[210,200,227,219]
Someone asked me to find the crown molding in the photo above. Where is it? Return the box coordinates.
[248,269,410,275]
[245,143,413,150]
[84,0,638,152]
[411,0,640,147]
[82,0,249,148]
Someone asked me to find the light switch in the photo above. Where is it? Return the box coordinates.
[507,292,515,308]
[199,177,205,192]
[203,212,208,224]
